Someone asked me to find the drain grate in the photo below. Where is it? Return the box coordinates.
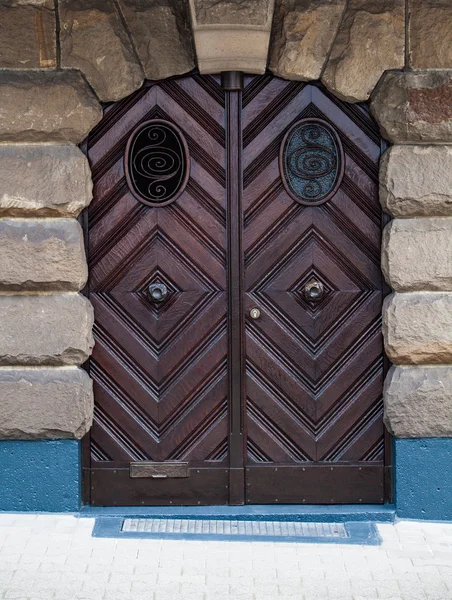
[92,517,381,545]
[122,518,347,538]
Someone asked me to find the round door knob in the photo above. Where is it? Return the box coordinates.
[304,280,324,301]
[148,283,168,303]
[250,308,261,319]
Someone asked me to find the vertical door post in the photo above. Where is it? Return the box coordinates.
[223,71,245,505]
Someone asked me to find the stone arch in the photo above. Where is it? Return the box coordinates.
[1,0,452,517]
[55,0,405,105]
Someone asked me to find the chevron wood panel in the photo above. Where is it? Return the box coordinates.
[85,76,229,504]
[83,73,387,506]
[242,77,386,501]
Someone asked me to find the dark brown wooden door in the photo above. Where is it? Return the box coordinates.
[242,78,386,503]
[84,76,230,505]
[83,74,387,506]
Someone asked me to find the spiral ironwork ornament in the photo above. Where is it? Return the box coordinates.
[125,119,189,206]
[280,118,344,205]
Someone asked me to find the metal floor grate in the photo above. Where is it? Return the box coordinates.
[122,518,347,538]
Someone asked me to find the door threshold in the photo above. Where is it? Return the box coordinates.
[80,504,395,523]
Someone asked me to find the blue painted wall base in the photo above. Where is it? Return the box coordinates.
[0,440,81,512]
[1,438,451,519]
[395,438,452,520]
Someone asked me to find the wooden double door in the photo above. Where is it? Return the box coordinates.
[83,74,388,506]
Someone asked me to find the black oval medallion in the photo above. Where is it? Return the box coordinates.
[280,118,344,206]
[125,119,189,206]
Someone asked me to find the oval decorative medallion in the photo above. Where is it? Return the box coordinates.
[125,119,189,206]
[280,118,344,206]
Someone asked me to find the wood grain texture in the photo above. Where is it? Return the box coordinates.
[242,78,385,503]
[83,74,387,506]
[85,76,228,505]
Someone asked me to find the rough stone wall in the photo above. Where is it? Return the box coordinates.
[0,0,451,444]
[373,68,452,439]
[0,68,100,440]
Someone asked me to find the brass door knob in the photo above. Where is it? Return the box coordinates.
[249,308,261,319]
[304,280,324,301]
[148,283,168,303]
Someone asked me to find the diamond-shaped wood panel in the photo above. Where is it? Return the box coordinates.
[86,76,228,468]
[242,78,385,471]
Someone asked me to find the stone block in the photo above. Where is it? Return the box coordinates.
[383,292,452,364]
[382,218,452,292]
[269,0,346,81]
[409,0,452,69]
[189,0,274,74]
[0,440,81,511]
[371,70,452,143]
[0,145,92,218]
[384,365,452,438]
[0,293,94,366]
[322,0,405,102]
[0,219,87,292]
[0,0,56,69]
[0,368,93,440]
[380,146,452,217]
[60,0,143,102]
[118,0,194,80]
[0,70,102,143]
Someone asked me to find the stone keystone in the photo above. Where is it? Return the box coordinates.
[189,0,275,74]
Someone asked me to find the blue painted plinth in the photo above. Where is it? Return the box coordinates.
[395,438,452,520]
[0,440,80,512]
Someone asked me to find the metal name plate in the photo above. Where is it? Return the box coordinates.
[129,462,189,479]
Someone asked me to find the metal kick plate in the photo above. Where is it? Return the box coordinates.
[129,462,189,479]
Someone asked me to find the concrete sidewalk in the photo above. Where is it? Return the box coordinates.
[0,514,451,600]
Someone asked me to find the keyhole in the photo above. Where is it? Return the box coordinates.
[250,308,261,319]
